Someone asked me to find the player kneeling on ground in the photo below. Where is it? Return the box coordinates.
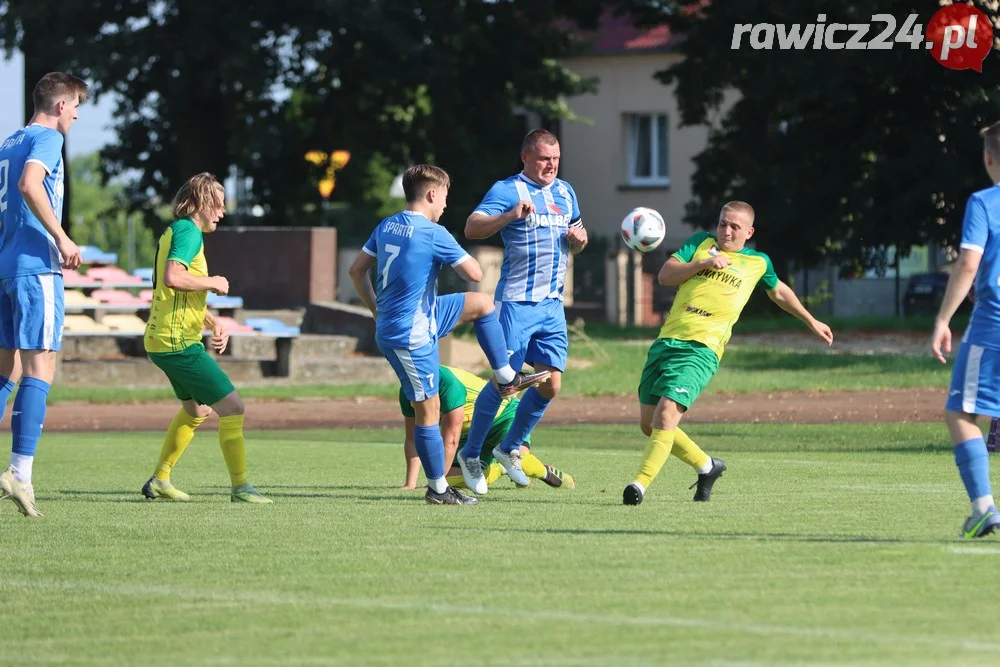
[399,365,573,492]
[140,173,271,504]
[624,201,833,505]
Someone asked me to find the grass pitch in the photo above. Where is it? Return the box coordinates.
[2,423,998,666]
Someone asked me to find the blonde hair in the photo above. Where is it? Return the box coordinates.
[721,200,755,225]
[172,172,224,219]
[32,72,89,114]
[402,164,450,202]
[981,121,1000,157]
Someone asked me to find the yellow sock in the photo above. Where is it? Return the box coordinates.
[633,428,675,489]
[485,462,504,485]
[672,428,711,471]
[154,410,207,480]
[218,415,249,487]
[521,451,547,479]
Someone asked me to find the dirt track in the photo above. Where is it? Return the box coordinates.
[39,387,947,431]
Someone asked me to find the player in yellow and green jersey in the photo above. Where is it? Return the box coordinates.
[623,201,834,505]
[399,365,574,491]
[140,172,271,504]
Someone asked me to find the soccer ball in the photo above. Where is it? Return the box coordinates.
[620,207,666,253]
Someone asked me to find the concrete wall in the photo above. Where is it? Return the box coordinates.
[203,227,338,308]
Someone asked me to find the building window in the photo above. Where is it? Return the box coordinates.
[626,113,669,186]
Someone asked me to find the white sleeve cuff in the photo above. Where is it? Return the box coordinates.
[361,246,377,257]
[960,242,985,254]
[25,158,53,175]
[452,254,472,268]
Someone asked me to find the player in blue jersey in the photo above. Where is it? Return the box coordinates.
[932,121,1000,539]
[348,164,549,505]
[0,73,87,518]
[456,129,587,492]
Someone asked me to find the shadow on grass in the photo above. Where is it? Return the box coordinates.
[434,524,955,546]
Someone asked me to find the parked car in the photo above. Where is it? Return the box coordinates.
[902,272,973,317]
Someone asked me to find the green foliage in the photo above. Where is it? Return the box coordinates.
[68,153,157,271]
[0,0,608,236]
[622,0,1000,272]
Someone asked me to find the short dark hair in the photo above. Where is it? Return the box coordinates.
[521,129,559,153]
[33,72,89,113]
[981,121,1000,157]
[402,164,450,202]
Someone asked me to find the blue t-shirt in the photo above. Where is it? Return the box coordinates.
[961,184,1000,349]
[363,210,470,350]
[473,172,581,303]
[0,124,65,278]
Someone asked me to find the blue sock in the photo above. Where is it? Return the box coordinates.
[12,377,50,457]
[0,375,16,424]
[413,424,446,481]
[500,386,551,453]
[473,311,510,372]
[954,437,993,503]
[461,381,502,459]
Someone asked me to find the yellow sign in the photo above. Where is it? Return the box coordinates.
[304,150,352,198]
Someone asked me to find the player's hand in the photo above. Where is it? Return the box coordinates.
[566,226,588,253]
[57,236,81,270]
[809,319,834,346]
[506,200,535,221]
[931,319,952,364]
[703,255,731,270]
[209,276,230,295]
[210,322,229,355]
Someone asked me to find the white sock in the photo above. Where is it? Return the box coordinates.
[494,365,516,384]
[10,454,33,484]
[697,460,713,475]
[972,495,995,515]
[428,477,448,494]
[630,481,646,495]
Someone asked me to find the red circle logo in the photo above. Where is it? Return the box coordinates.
[926,5,993,72]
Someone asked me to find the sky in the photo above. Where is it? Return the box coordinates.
[0,51,117,157]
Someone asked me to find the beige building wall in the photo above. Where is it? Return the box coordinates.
[558,53,716,251]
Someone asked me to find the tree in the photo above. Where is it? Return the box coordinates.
[620,0,1000,275]
[1,0,609,237]
[69,152,157,271]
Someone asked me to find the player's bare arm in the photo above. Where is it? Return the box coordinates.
[452,255,483,283]
[163,260,228,294]
[203,311,229,355]
[932,248,982,364]
[348,251,378,317]
[402,417,420,489]
[657,255,730,287]
[766,281,834,346]
[440,407,464,475]
[17,162,81,269]
[464,200,534,239]
[566,225,588,254]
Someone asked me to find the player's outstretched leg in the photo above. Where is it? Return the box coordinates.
[212,392,272,504]
[142,405,209,501]
[4,368,52,517]
[672,429,725,502]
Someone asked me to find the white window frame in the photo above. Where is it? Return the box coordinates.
[626,113,670,187]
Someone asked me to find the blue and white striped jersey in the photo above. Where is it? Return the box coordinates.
[0,124,65,278]
[960,184,1000,350]
[363,210,470,350]
[473,172,581,303]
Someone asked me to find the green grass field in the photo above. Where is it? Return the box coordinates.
[4,423,999,666]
